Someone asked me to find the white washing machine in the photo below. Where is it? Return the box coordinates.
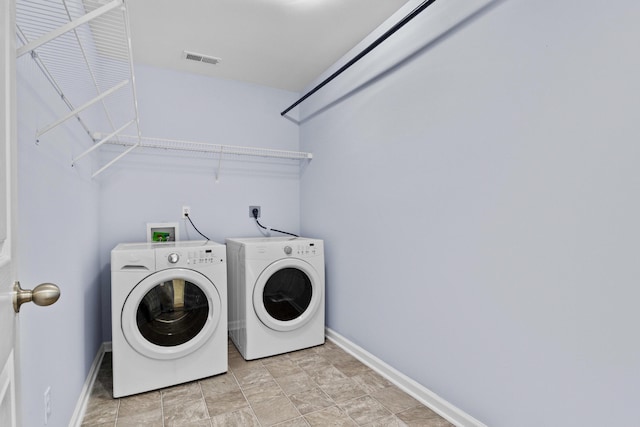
[111,240,227,397]
[226,237,325,360]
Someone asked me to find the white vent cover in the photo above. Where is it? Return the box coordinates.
[183,50,221,65]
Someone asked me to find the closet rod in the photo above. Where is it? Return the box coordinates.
[280,0,437,116]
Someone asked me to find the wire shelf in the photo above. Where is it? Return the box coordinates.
[15,0,312,178]
[98,134,313,161]
[16,0,140,140]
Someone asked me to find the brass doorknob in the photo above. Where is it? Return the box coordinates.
[13,281,61,313]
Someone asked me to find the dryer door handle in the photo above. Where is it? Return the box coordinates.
[13,281,60,313]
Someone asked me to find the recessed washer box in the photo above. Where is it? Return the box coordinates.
[146,222,179,242]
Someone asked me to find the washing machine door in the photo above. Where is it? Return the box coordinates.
[253,258,322,332]
[121,268,222,360]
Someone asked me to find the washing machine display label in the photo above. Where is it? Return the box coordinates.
[137,279,209,347]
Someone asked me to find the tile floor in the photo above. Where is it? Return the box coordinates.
[81,339,454,426]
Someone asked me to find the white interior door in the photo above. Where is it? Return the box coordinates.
[0,0,19,426]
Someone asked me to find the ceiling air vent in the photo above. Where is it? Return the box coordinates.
[183,50,221,66]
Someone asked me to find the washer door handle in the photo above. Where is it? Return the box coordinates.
[13,281,61,313]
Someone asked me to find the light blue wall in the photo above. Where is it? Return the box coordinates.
[16,54,101,426]
[299,0,640,425]
[16,0,640,425]
[98,65,302,341]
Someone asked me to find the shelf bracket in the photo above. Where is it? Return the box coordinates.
[36,79,129,138]
[72,119,135,166]
[92,142,140,178]
[215,146,224,183]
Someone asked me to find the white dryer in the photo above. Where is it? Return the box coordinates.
[111,241,227,397]
[226,237,324,360]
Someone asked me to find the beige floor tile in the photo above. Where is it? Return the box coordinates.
[304,405,358,426]
[162,381,203,407]
[318,376,367,403]
[251,394,301,426]
[116,404,162,425]
[308,365,348,387]
[287,347,321,362]
[116,414,163,426]
[163,399,209,426]
[266,358,305,378]
[273,416,311,427]
[168,420,212,427]
[81,398,119,426]
[210,408,260,427]
[362,414,409,427]
[297,354,332,372]
[318,347,354,364]
[204,389,249,417]
[396,406,454,427]
[233,364,274,388]
[117,390,162,417]
[332,358,372,377]
[351,372,392,394]
[289,387,334,415]
[262,352,292,365]
[370,386,420,414]
[339,395,392,425]
[200,372,240,397]
[275,371,318,395]
[243,379,284,405]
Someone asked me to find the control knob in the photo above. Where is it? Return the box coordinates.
[168,253,180,263]
[284,246,292,255]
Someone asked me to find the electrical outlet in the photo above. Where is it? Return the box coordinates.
[182,206,191,218]
[44,386,51,425]
[249,205,261,218]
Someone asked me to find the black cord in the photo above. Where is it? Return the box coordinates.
[252,210,299,237]
[185,213,210,241]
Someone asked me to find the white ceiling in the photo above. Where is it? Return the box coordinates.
[126,0,409,92]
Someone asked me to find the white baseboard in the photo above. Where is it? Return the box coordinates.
[68,342,111,427]
[325,328,486,427]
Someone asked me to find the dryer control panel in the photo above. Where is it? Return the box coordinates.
[285,242,320,257]
[235,237,324,260]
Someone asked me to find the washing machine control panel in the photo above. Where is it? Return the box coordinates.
[186,249,224,265]
[156,246,225,268]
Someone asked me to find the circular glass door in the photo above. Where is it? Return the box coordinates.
[253,258,322,332]
[136,280,208,347]
[122,268,221,360]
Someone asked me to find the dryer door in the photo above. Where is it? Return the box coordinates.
[253,258,322,332]
[121,268,222,360]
